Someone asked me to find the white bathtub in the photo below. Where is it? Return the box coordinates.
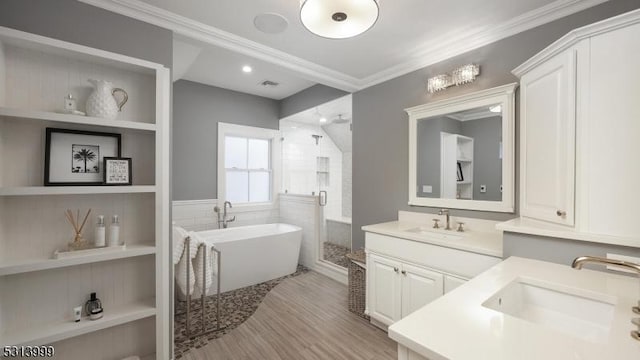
[195,223,302,293]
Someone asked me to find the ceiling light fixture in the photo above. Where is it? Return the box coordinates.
[319,117,327,123]
[242,65,253,73]
[300,0,379,39]
[427,64,480,94]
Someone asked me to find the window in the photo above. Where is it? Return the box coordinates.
[224,136,271,203]
[217,123,280,208]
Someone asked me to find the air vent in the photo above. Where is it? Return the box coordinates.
[259,80,280,88]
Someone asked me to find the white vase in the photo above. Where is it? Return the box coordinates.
[85,79,128,120]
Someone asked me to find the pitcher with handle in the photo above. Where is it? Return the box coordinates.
[85,79,128,120]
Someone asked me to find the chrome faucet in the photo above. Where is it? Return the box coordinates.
[572,255,640,341]
[438,209,451,230]
[214,201,236,229]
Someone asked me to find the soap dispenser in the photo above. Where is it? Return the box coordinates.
[107,215,120,247]
[94,215,106,247]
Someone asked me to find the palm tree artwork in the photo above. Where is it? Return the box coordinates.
[72,144,100,173]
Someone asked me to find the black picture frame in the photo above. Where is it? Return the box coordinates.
[456,162,464,182]
[103,157,132,185]
[45,128,122,186]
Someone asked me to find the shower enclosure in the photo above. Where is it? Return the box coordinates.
[279,95,352,270]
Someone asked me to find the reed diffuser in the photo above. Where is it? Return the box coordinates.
[64,208,92,251]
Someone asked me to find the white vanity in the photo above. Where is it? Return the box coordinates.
[363,211,503,329]
[389,256,640,360]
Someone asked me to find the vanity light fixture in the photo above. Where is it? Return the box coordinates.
[427,64,480,94]
[300,0,379,39]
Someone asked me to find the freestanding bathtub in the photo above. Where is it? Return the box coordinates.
[195,223,302,293]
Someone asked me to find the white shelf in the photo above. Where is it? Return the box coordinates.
[0,298,156,346]
[0,185,157,196]
[457,181,472,185]
[0,107,156,131]
[457,158,472,162]
[0,244,156,276]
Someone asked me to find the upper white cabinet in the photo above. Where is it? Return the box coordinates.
[518,49,576,226]
[510,10,640,243]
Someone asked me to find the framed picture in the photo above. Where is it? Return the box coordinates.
[45,128,121,186]
[456,162,464,182]
[103,157,132,185]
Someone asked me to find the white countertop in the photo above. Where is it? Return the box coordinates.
[362,220,502,258]
[389,257,640,360]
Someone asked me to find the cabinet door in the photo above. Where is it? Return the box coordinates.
[368,254,402,325]
[401,263,444,318]
[520,49,576,226]
[444,275,467,294]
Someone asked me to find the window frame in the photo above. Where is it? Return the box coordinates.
[217,123,281,211]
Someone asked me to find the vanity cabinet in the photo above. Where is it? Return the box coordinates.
[513,11,640,240]
[368,253,444,325]
[365,232,500,328]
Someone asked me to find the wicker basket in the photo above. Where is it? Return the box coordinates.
[347,250,369,320]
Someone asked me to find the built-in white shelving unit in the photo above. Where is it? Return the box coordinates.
[441,133,474,200]
[0,26,170,359]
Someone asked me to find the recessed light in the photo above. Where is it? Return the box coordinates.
[254,13,289,34]
[242,65,252,73]
[319,117,327,123]
[489,105,502,113]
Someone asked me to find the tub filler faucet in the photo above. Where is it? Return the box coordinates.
[214,201,236,228]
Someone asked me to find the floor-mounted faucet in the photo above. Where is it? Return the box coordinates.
[438,209,451,230]
[214,201,236,228]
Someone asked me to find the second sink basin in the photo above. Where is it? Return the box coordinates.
[404,227,464,241]
[482,277,616,342]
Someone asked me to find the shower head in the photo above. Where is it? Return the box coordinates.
[311,134,323,145]
[330,114,350,124]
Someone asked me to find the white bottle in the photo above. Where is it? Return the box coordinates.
[107,215,120,247]
[94,215,106,247]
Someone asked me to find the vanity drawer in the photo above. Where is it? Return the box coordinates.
[365,232,501,278]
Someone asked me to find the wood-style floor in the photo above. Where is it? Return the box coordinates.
[181,271,397,360]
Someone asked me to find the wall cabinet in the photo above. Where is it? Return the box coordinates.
[365,232,500,328]
[519,49,576,226]
[512,10,640,241]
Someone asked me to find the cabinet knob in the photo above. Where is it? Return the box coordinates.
[393,267,399,273]
[556,210,566,217]
[401,270,407,275]
[432,219,440,229]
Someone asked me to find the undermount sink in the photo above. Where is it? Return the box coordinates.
[482,277,616,342]
[404,227,464,241]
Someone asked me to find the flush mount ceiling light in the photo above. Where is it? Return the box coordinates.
[427,64,480,94]
[300,0,379,39]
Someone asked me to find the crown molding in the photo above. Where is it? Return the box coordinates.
[80,0,609,93]
[513,7,640,76]
[78,0,361,92]
[359,0,610,88]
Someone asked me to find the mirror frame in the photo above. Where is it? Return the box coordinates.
[406,83,518,213]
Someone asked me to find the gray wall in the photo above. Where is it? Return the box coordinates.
[342,152,352,218]
[416,116,461,198]
[352,0,640,250]
[460,117,502,201]
[173,80,280,200]
[504,232,640,272]
[0,0,172,67]
[279,84,349,119]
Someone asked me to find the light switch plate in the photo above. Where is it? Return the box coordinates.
[480,185,487,193]
[606,253,640,273]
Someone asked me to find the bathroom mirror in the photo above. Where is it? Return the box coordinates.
[407,83,517,212]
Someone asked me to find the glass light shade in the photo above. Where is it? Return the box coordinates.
[452,64,480,86]
[427,75,450,93]
[300,0,379,39]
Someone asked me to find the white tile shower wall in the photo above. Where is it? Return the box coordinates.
[172,199,279,231]
[279,194,320,269]
[280,120,342,220]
